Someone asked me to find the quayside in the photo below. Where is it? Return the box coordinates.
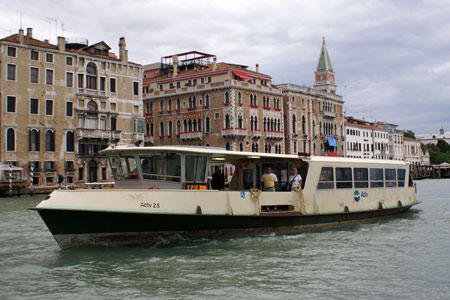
[32,145,419,249]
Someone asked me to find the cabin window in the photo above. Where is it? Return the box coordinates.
[139,153,181,181]
[109,156,139,180]
[354,168,369,188]
[335,167,352,189]
[370,168,384,188]
[318,167,334,189]
[385,168,397,187]
[185,155,207,182]
[397,169,406,187]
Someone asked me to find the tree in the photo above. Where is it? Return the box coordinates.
[403,130,416,139]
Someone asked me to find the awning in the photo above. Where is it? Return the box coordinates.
[327,136,337,147]
[232,71,252,80]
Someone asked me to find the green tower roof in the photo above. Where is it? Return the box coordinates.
[317,37,333,72]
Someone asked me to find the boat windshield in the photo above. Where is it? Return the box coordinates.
[109,156,139,180]
[139,153,181,182]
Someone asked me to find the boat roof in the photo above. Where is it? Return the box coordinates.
[101,145,409,166]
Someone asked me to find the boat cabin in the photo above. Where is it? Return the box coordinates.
[102,145,306,190]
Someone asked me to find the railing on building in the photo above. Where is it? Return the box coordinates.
[133,133,144,141]
[221,128,248,137]
[144,135,155,144]
[250,129,262,138]
[264,131,284,139]
[76,128,122,140]
[324,111,336,118]
[180,131,203,140]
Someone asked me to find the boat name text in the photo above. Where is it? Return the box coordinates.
[140,202,161,208]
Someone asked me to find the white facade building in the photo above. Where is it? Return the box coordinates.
[416,126,450,146]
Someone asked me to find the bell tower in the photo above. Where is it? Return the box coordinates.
[313,37,337,94]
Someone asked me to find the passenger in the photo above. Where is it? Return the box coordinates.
[287,167,302,191]
[141,159,151,174]
[211,166,225,190]
[261,167,278,191]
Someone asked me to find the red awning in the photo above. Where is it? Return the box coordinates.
[232,71,252,80]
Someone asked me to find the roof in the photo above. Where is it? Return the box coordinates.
[403,136,418,142]
[316,37,333,72]
[344,121,387,131]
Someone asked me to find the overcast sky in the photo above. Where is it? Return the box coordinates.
[1,0,448,135]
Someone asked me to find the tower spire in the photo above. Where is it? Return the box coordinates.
[314,37,336,94]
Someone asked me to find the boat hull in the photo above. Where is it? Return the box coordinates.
[35,206,413,249]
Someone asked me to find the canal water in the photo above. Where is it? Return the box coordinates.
[0,179,449,300]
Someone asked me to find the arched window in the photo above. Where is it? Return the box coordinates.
[273,97,276,108]
[205,95,210,107]
[177,120,181,135]
[193,119,197,132]
[226,143,230,150]
[160,121,164,136]
[29,129,40,151]
[198,118,201,131]
[250,116,254,130]
[176,98,180,110]
[293,114,297,133]
[254,116,258,130]
[225,114,231,129]
[254,95,257,106]
[238,115,243,129]
[238,92,242,105]
[320,122,322,135]
[86,62,97,90]
[277,119,281,131]
[263,118,267,131]
[168,121,173,136]
[66,131,74,152]
[313,121,316,135]
[302,116,306,134]
[250,94,253,105]
[160,100,164,112]
[205,117,210,133]
[188,119,192,132]
[224,92,229,104]
[7,128,15,151]
[184,120,187,132]
[150,123,154,136]
[263,96,266,107]
[168,99,172,111]
[270,119,274,131]
[192,96,196,108]
[45,130,55,152]
[239,143,243,151]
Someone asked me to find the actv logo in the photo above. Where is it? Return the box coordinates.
[353,190,360,202]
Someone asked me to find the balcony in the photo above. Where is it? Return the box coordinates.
[221,128,247,137]
[144,135,155,144]
[251,129,262,138]
[264,131,284,139]
[133,133,144,141]
[180,131,203,140]
[76,128,122,140]
[324,111,336,118]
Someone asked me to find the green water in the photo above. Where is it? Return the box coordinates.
[0,179,449,299]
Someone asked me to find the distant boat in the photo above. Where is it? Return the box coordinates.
[32,146,419,249]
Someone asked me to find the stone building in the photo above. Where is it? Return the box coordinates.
[344,116,389,159]
[404,137,428,166]
[142,51,284,153]
[279,38,345,156]
[377,122,404,160]
[0,28,143,186]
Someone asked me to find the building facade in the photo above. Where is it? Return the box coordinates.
[404,137,428,166]
[377,122,404,160]
[0,28,143,186]
[344,117,389,159]
[416,126,450,146]
[142,51,284,153]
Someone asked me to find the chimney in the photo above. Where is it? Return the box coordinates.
[26,28,33,38]
[119,37,128,62]
[255,64,259,73]
[212,56,217,71]
[172,55,178,78]
[58,36,65,52]
[44,39,49,43]
[18,28,24,44]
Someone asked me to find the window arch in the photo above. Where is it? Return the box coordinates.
[6,128,15,151]
[254,116,258,130]
[188,119,192,132]
[193,119,197,132]
[238,92,242,105]
[277,119,281,132]
[302,116,306,134]
[225,114,231,129]
[224,92,229,104]
[177,120,181,135]
[254,95,257,106]
[160,100,164,112]
[45,130,55,152]
[150,123,154,136]
[263,117,267,131]
[86,62,97,90]
[29,129,40,152]
[160,121,164,136]
[205,95,210,107]
[250,116,254,130]
[205,117,210,133]
[184,120,187,132]
[168,121,173,136]
[263,96,266,107]
[198,118,201,131]
[293,114,297,133]
[250,94,253,105]
[238,114,243,129]
[176,98,180,110]
[66,131,74,152]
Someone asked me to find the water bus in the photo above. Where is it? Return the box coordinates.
[33,146,419,249]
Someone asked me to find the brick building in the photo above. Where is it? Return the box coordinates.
[0,28,143,186]
[142,51,284,153]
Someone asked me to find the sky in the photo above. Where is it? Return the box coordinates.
[0,0,449,135]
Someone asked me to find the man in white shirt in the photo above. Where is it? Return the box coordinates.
[287,167,302,191]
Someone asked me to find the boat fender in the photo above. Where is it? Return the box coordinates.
[196,205,202,215]
[378,202,383,209]
[344,206,350,213]
[398,201,402,207]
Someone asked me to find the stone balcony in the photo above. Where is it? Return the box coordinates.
[250,129,262,138]
[221,128,248,137]
[76,128,121,140]
[144,135,155,144]
[324,110,336,118]
[264,131,284,139]
[180,131,203,140]
[134,133,144,142]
